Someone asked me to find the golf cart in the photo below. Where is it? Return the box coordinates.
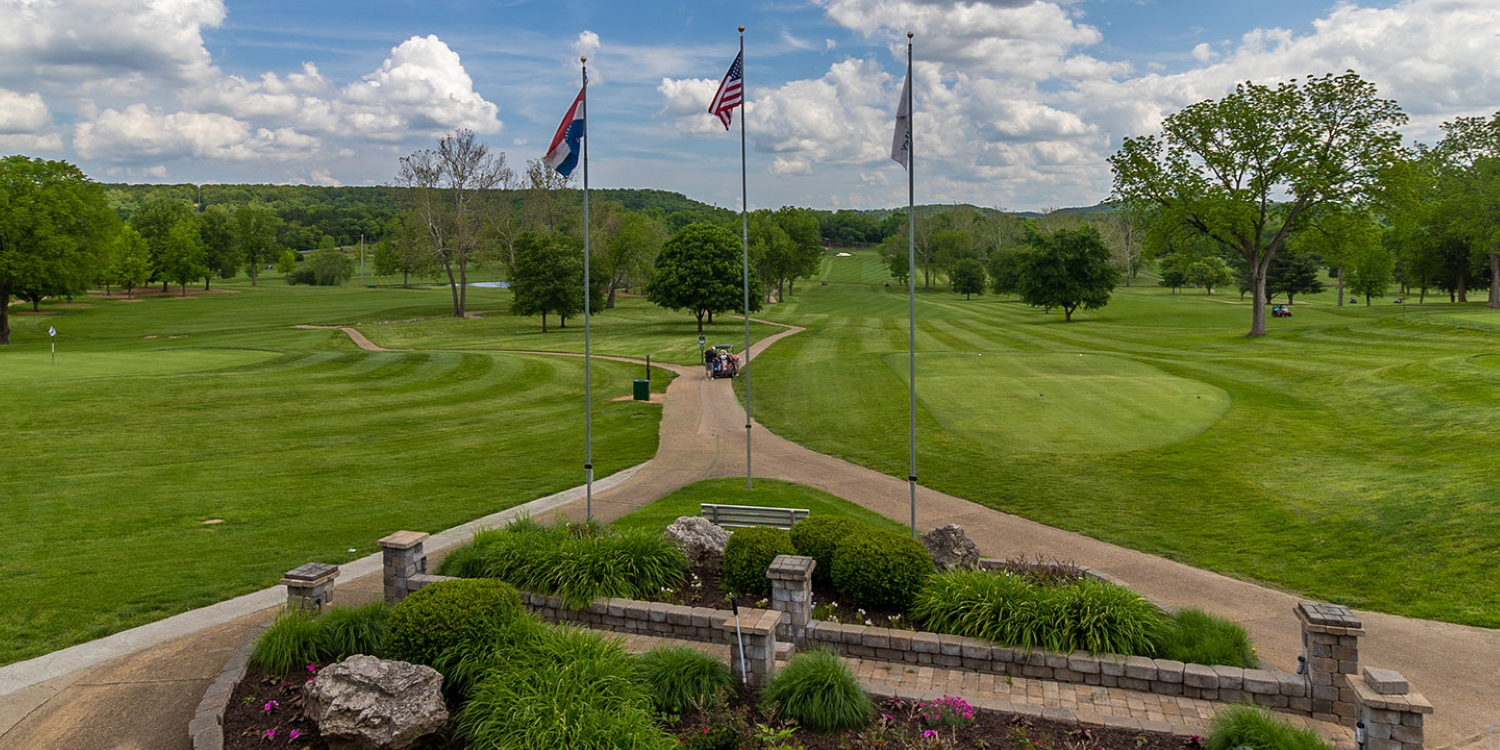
[709,344,740,379]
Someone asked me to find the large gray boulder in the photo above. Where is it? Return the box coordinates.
[664,516,731,569]
[920,524,981,571]
[303,654,447,750]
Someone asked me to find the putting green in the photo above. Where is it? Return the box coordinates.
[0,349,280,383]
[895,352,1229,454]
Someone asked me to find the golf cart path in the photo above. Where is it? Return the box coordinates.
[1,318,1494,749]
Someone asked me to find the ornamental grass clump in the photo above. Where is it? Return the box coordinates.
[1156,608,1258,669]
[789,516,866,585]
[1206,705,1335,750]
[909,569,1043,646]
[760,650,874,733]
[633,645,734,714]
[315,602,391,662]
[459,626,675,750]
[1039,578,1163,657]
[250,610,324,675]
[722,526,795,597]
[830,529,934,610]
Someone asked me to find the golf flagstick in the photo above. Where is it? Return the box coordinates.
[730,596,747,685]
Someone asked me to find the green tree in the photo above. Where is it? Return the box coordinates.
[952,258,986,299]
[233,205,280,285]
[308,247,353,286]
[647,223,762,332]
[987,247,1023,295]
[600,212,665,308]
[160,219,208,296]
[1347,238,1396,304]
[197,206,239,289]
[373,216,437,287]
[509,232,601,331]
[1266,252,1326,304]
[1185,256,1234,294]
[1432,111,1500,307]
[127,197,194,292]
[1015,224,1121,322]
[1111,72,1406,335]
[1157,255,1189,293]
[1291,205,1383,306]
[277,249,299,277]
[0,156,116,343]
[113,226,152,299]
[396,129,513,317]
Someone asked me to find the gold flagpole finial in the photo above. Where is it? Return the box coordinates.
[738,25,745,33]
[907,31,914,39]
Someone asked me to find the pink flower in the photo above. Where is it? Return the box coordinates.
[307,664,318,673]
[924,729,938,738]
[262,700,279,712]
[264,729,276,740]
[289,729,302,740]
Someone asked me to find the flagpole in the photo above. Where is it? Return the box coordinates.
[581,56,594,521]
[739,25,753,492]
[905,33,918,538]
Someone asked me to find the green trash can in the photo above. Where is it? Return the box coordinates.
[633,379,650,401]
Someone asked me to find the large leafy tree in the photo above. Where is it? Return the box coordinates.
[1265,251,1326,304]
[952,258,986,299]
[113,226,152,299]
[127,196,194,292]
[1015,224,1121,322]
[647,223,762,332]
[396,129,513,317]
[160,219,208,296]
[509,231,602,332]
[1290,204,1382,306]
[0,156,116,344]
[1432,111,1500,307]
[600,212,665,308]
[233,205,280,286]
[1111,72,1406,336]
[197,205,239,289]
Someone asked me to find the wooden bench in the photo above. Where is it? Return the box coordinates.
[700,503,810,530]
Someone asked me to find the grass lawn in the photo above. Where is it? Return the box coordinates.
[746,249,1500,627]
[0,276,668,665]
[611,478,909,535]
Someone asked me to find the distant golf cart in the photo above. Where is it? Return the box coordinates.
[1271,304,1292,318]
[708,344,740,379]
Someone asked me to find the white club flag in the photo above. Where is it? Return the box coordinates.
[891,65,912,169]
[47,326,56,337]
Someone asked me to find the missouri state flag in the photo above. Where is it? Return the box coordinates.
[544,87,586,178]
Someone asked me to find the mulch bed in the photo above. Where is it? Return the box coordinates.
[224,665,1190,750]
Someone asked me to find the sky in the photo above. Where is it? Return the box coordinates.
[2,0,1498,212]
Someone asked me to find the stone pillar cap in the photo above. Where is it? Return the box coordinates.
[1294,601,1364,633]
[720,608,782,635]
[281,562,338,585]
[378,530,429,550]
[766,555,816,579]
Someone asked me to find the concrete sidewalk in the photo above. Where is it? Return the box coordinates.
[2,323,1495,749]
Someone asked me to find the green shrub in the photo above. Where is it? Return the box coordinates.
[434,541,488,578]
[1039,579,1163,656]
[721,527,795,597]
[913,571,1175,657]
[1206,705,1335,750]
[449,521,687,608]
[316,602,391,661]
[383,579,526,667]
[459,626,675,750]
[830,529,934,610]
[1156,608,1258,668]
[250,610,323,674]
[634,646,734,714]
[910,569,1043,646]
[760,650,874,733]
[789,516,865,585]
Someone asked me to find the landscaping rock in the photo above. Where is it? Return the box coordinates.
[665,516,731,568]
[303,655,447,750]
[919,524,980,571]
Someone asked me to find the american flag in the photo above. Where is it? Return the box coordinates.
[709,52,743,130]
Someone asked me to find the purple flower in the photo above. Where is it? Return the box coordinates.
[289,729,302,740]
[306,664,318,673]
[262,700,279,712]
[264,729,276,740]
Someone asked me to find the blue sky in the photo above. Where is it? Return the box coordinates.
[1,0,1494,211]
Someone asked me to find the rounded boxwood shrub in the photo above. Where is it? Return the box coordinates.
[383,578,526,667]
[830,529,934,610]
[721,526,794,597]
[789,516,865,585]
[760,650,874,733]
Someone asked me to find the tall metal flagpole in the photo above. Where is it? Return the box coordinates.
[582,57,594,521]
[739,26,753,492]
[905,34,918,537]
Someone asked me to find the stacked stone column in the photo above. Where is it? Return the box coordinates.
[767,555,815,643]
[379,531,429,604]
[721,608,782,688]
[1295,601,1363,724]
[281,562,338,613]
[1352,667,1433,750]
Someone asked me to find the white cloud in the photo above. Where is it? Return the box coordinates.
[0,89,52,133]
[340,36,502,137]
[574,30,602,62]
[0,0,225,85]
[0,133,63,151]
[73,104,321,162]
[1191,43,1216,63]
[657,77,727,133]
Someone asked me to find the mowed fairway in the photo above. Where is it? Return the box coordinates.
[750,250,1500,627]
[0,278,681,665]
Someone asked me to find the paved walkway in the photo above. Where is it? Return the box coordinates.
[1,321,1496,749]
